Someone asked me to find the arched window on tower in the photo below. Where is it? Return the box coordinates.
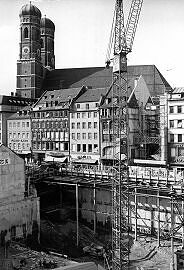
[24,27,28,38]
[41,39,44,48]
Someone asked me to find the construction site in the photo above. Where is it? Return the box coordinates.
[1,0,184,270]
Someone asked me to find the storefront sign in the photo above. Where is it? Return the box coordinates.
[11,139,28,143]
[129,166,183,181]
[77,155,92,160]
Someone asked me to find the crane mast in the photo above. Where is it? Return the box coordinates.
[106,1,143,269]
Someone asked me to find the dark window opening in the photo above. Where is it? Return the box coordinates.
[24,27,28,38]
[83,144,86,152]
[64,143,68,151]
[77,144,81,152]
[41,38,44,48]
[88,144,92,152]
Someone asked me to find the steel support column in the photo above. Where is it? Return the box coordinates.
[76,184,79,247]
[157,191,160,247]
[134,187,138,241]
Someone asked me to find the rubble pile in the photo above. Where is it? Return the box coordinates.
[129,237,180,270]
[2,243,72,270]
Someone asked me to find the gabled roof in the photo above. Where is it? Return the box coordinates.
[42,65,172,97]
[129,75,152,108]
[75,88,108,103]
[0,144,23,162]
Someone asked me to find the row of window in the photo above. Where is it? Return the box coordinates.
[9,132,29,139]
[71,133,98,140]
[71,122,98,129]
[9,142,30,150]
[169,105,182,114]
[71,144,98,153]
[32,141,69,151]
[170,147,184,158]
[32,121,68,129]
[170,134,184,143]
[32,131,68,141]
[71,112,98,119]
[32,110,68,118]
[9,121,30,128]
[75,103,98,109]
[169,119,184,128]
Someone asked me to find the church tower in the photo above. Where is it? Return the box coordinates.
[40,16,55,70]
[16,3,44,99]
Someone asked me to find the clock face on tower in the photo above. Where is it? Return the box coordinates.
[22,46,29,54]
[37,49,40,57]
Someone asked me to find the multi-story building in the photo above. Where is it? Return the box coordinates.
[7,106,32,163]
[31,87,86,162]
[0,93,33,146]
[99,76,159,165]
[160,88,184,168]
[70,88,108,165]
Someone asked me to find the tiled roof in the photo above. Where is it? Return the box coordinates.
[34,87,85,110]
[75,88,108,103]
[8,105,32,120]
[42,88,82,102]
[42,65,172,97]
[42,67,112,91]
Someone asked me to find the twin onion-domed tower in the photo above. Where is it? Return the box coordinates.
[16,2,55,99]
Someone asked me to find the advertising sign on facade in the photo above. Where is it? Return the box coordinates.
[0,158,10,165]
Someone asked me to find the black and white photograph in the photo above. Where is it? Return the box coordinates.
[0,0,184,269]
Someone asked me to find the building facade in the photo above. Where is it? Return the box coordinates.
[160,88,184,168]
[0,94,33,146]
[31,87,86,162]
[7,107,32,163]
[70,88,108,164]
[99,76,159,165]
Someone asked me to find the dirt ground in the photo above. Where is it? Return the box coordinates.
[41,219,182,270]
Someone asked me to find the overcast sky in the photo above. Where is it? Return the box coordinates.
[0,0,184,96]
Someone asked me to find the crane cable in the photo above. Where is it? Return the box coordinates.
[105,6,116,66]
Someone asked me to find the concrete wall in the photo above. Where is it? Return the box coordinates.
[0,144,40,243]
[0,197,40,243]
[0,144,25,199]
[79,187,183,238]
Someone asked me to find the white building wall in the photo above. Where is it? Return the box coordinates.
[70,101,100,162]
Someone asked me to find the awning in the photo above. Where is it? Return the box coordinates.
[46,151,65,158]
[72,159,98,164]
[45,156,67,163]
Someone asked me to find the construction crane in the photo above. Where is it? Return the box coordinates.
[105,1,143,269]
